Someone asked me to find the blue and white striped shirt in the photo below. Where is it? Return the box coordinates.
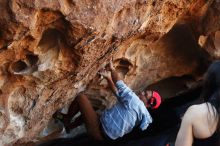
[100,80,152,140]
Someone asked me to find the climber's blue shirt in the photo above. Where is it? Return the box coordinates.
[100,80,153,140]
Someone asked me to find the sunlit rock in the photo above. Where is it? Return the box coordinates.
[0,0,219,145]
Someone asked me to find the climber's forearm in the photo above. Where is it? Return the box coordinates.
[106,77,118,96]
[111,69,121,84]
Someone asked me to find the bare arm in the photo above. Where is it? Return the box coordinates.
[99,60,122,96]
[110,67,121,84]
[99,60,138,106]
[108,59,121,84]
[175,107,194,146]
[105,76,118,96]
[99,70,118,96]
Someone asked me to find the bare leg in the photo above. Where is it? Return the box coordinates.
[66,98,80,118]
[54,97,80,125]
[77,94,104,140]
[66,115,83,132]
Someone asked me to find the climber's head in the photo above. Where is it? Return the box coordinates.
[139,90,162,109]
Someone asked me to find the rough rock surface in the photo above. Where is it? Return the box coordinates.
[0,0,220,145]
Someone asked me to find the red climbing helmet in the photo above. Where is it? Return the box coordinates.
[148,91,162,109]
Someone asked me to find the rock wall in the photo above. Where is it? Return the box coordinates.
[0,0,219,145]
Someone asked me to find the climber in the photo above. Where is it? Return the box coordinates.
[53,60,162,140]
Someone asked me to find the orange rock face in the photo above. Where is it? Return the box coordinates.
[0,0,219,145]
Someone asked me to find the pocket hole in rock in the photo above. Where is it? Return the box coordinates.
[26,54,39,66]
[36,28,63,71]
[10,60,28,73]
[115,58,132,78]
[38,28,62,53]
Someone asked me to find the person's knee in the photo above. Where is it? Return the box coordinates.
[76,93,87,102]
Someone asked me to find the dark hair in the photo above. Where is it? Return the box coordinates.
[200,61,220,132]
